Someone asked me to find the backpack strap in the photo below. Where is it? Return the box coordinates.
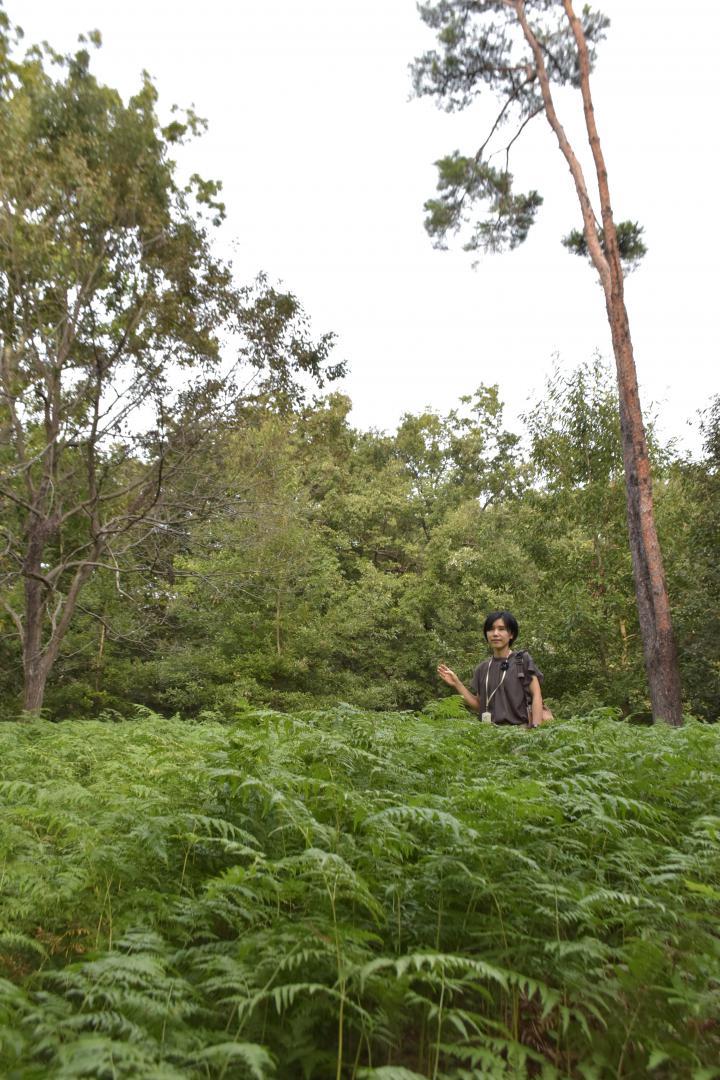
[514,650,553,723]
[513,650,530,680]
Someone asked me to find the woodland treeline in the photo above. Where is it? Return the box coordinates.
[2,361,717,723]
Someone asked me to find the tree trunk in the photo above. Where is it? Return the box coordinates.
[562,0,683,725]
[22,587,55,715]
[22,528,51,715]
[606,291,682,723]
[21,525,97,714]
[22,656,52,715]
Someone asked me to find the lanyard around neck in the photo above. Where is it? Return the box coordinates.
[485,657,509,708]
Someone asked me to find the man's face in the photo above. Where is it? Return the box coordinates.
[486,618,512,649]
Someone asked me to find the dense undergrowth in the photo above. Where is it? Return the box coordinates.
[0,708,718,1079]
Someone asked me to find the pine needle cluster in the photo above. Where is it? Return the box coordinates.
[1,710,718,1077]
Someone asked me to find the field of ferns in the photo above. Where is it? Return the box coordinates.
[0,706,719,1079]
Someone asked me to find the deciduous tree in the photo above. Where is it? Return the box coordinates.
[0,21,341,713]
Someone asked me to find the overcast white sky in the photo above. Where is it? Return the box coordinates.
[8,1,720,453]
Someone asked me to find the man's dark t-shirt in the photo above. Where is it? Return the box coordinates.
[469,651,543,725]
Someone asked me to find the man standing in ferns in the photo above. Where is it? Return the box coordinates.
[438,610,545,728]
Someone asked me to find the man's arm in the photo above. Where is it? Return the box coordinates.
[528,675,543,727]
[437,664,480,713]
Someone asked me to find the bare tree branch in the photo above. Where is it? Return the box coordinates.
[512,0,610,290]
[1,595,23,637]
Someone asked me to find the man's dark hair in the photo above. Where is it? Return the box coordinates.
[483,610,519,644]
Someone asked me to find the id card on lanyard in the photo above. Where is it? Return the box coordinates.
[481,660,508,724]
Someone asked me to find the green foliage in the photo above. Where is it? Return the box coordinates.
[562,221,647,271]
[424,153,542,252]
[67,386,533,717]
[1,710,719,1076]
[29,362,716,723]
[655,399,720,720]
[421,694,468,720]
[520,357,643,709]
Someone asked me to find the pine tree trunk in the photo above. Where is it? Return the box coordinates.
[563,0,684,724]
[606,290,683,724]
